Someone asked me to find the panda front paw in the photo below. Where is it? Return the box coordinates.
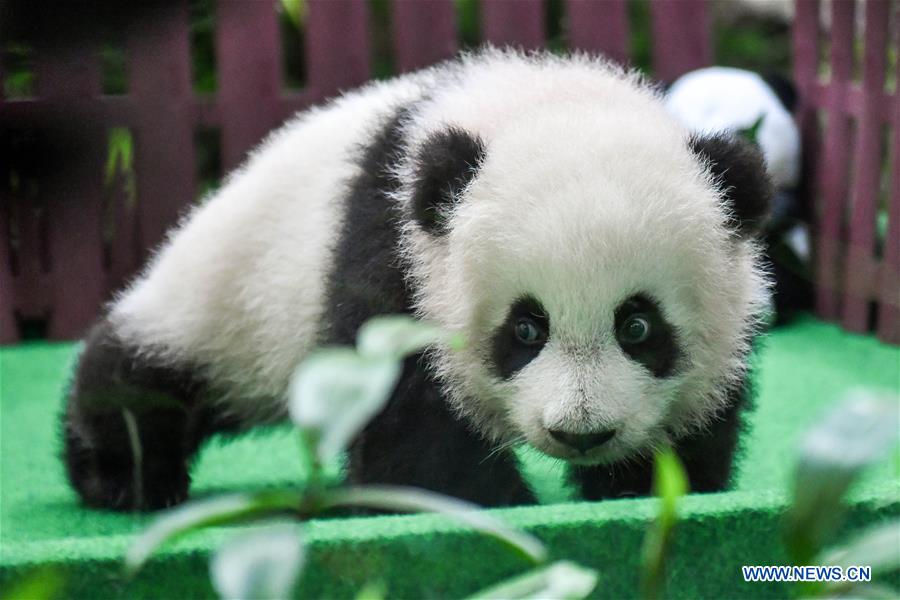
[63,408,191,511]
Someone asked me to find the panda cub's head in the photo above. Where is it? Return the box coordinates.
[396,59,772,466]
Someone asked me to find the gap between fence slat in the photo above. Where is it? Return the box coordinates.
[104,164,140,297]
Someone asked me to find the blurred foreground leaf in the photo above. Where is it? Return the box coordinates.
[785,393,899,564]
[211,524,304,600]
[467,561,597,600]
[355,581,387,600]
[325,485,547,564]
[2,567,64,600]
[818,518,900,597]
[126,491,301,574]
[289,349,401,463]
[290,315,460,464]
[824,582,900,599]
[356,315,459,360]
[640,448,688,600]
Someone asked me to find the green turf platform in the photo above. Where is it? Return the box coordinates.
[1,315,898,598]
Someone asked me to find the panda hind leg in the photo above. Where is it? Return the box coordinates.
[62,320,235,511]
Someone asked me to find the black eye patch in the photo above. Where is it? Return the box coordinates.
[613,294,680,378]
[490,296,549,380]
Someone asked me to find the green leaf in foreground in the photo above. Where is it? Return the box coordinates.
[125,491,301,574]
[324,485,547,564]
[640,448,688,600]
[785,393,899,564]
[210,524,305,600]
[467,561,598,600]
[819,518,900,581]
[1,567,65,600]
[355,581,387,600]
[826,582,900,599]
[288,348,401,463]
[279,0,306,28]
[356,315,458,360]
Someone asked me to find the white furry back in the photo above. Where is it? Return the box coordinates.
[110,75,429,420]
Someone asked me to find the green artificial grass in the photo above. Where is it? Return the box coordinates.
[1,315,898,598]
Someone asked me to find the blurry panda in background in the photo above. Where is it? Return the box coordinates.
[666,66,814,324]
[63,50,773,511]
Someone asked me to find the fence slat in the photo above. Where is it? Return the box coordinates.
[481,0,545,50]
[880,115,900,343]
[565,0,629,63]
[306,0,371,102]
[793,0,820,100]
[128,1,196,266]
[34,42,105,339]
[216,0,283,171]
[792,0,821,287]
[392,0,457,74]
[878,27,900,344]
[841,0,889,332]
[814,0,856,321]
[650,0,711,82]
[10,196,48,321]
[0,197,15,343]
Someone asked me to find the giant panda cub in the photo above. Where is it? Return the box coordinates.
[63,49,772,511]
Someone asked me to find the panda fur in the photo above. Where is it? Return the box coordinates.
[63,49,772,511]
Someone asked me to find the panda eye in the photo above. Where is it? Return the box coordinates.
[514,317,546,346]
[618,314,652,345]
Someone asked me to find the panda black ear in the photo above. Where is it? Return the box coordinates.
[690,133,773,237]
[411,127,486,234]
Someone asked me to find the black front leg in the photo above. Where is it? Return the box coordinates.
[574,382,749,500]
[63,320,237,511]
[347,355,536,507]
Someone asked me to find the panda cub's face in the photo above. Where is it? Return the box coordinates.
[403,113,770,466]
[490,292,680,464]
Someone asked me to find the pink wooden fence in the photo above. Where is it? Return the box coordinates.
[0,0,896,345]
[794,0,899,344]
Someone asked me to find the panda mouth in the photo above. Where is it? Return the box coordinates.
[539,439,621,465]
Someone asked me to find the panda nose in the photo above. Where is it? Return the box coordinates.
[549,428,616,453]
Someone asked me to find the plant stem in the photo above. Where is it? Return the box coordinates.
[299,429,324,493]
